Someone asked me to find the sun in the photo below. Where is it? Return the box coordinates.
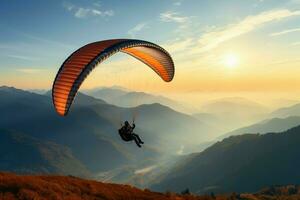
[223,53,239,69]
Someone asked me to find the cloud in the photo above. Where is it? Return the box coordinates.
[270,28,300,36]
[6,54,38,61]
[290,0,300,4]
[159,9,300,68]
[292,42,300,46]
[176,145,185,155]
[63,2,74,11]
[173,0,184,6]
[0,44,16,50]
[128,23,147,38]
[74,8,90,18]
[15,68,42,74]
[162,38,193,54]
[74,8,114,18]
[134,165,157,175]
[160,11,193,35]
[18,32,75,49]
[193,9,300,54]
[93,1,101,7]
[174,2,182,6]
[160,11,189,23]
[63,2,114,19]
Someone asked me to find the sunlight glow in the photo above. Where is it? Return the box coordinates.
[223,53,239,69]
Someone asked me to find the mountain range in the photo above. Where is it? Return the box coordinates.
[85,87,278,135]
[197,97,269,131]
[2,85,300,193]
[84,87,198,114]
[270,103,300,118]
[219,115,300,139]
[0,129,90,177]
[0,86,217,185]
[151,125,300,194]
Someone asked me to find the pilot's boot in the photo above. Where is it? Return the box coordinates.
[133,134,144,144]
[134,137,142,148]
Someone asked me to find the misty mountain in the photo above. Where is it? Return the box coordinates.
[193,113,219,122]
[199,97,269,130]
[151,125,300,193]
[84,86,197,114]
[219,116,300,139]
[28,89,47,95]
[192,113,221,130]
[268,98,299,109]
[84,86,129,101]
[270,103,300,118]
[0,86,214,180]
[201,97,268,114]
[134,103,217,143]
[0,129,89,177]
[45,89,107,105]
[0,86,141,173]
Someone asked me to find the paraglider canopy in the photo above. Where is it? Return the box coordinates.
[52,39,175,116]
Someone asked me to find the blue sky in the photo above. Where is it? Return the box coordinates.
[0,0,300,92]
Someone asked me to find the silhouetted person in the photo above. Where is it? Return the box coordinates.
[119,121,144,147]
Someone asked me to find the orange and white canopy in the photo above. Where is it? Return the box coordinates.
[52,39,175,116]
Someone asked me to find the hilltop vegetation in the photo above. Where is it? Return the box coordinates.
[0,172,209,200]
[0,172,299,200]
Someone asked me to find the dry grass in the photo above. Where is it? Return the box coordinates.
[0,172,298,200]
[0,172,215,200]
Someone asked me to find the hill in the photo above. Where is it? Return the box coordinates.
[271,103,300,118]
[0,172,201,200]
[84,86,197,114]
[0,129,89,177]
[219,116,300,139]
[0,86,130,173]
[199,97,269,130]
[151,125,300,194]
[83,86,129,102]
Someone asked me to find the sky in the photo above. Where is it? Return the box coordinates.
[1,0,300,104]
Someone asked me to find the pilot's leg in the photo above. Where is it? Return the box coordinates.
[132,133,144,144]
[132,135,142,147]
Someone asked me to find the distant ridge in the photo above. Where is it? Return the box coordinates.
[84,86,198,113]
[219,115,300,139]
[271,103,300,118]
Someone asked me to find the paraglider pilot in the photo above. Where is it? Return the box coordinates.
[119,121,144,148]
